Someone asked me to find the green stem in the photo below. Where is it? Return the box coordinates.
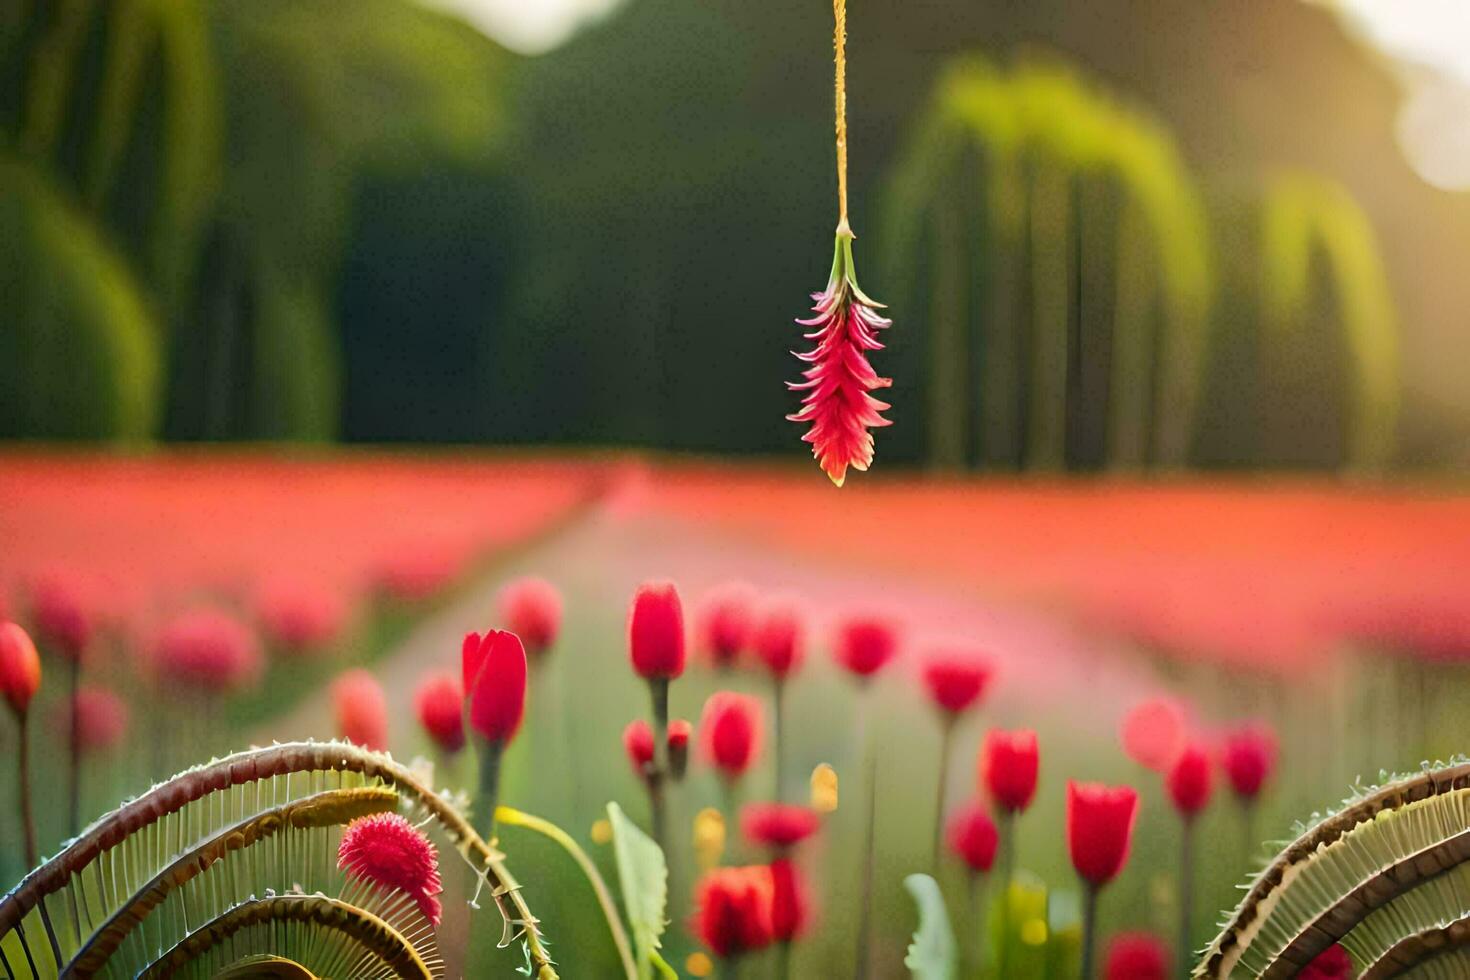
[18,713,37,868]
[854,688,878,980]
[649,678,670,855]
[1080,882,1099,980]
[932,714,955,870]
[777,939,792,980]
[477,737,505,843]
[497,805,638,980]
[774,678,787,802]
[996,808,1016,979]
[1180,818,1194,976]
[68,654,80,837]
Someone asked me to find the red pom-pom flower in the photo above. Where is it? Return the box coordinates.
[692,865,776,959]
[920,649,993,716]
[628,581,686,680]
[1067,781,1139,887]
[624,719,655,777]
[946,800,999,873]
[0,621,41,717]
[833,616,899,679]
[1120,697,1187,773]
[1105,932,1169,980]
[461,629,528,744]
[1166,742,1214,818]
[152,609,263,695]
[414,670,465,753]
[741,803,821,850]
[697,583,755,669]
[338,812,444,926]
[787,232,893,487]
[981,728,1039,814]
[1221,722,1277,801]
[699,691,763,781]
[751,602,804,679]
[332,669,388,750]
[255,580,346,656]
[498,577,562,659]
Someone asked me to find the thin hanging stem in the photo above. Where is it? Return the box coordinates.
[833,0,850,235]
[496,805,638,980]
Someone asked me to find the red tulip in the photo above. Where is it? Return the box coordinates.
[152,609,263,694]
[769,857,811,942]
[752,602,804,679]
[624,719,655,777]
[698,583,756,669]
[1299,944,1353,980]
[628,581,686,680]
[692,865,775,959]
[1067,781,1139,887]
[945,800,999,873]
[498,577,562,658]
[667,718,692,778]
[1166,743,1214,818]
[1221,723,1277,801]
[339,812,444,926]
[699,692,763,780]
[741,803,821,849]
[981,728,1039,813]
[833,616,899,679]
[332,669,388,750]
[1105,932,1169,980]
[920,650,993,715]
[52,686,129,753]
[373,548,458,603]
[0,622,41,717]
[1120,697,1187,773]
[255,580,347,655]
[30,573,92,660]
[413,671,465,753]
[461,630,528,744]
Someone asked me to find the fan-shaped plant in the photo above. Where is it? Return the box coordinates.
[0,741,556,979]
[1196,757,1470,978]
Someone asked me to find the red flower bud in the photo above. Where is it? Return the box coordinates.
[498,577,562,659]
[769,857,811,942]
[692,865,775,959]
[980,728,1039,813]
[833,616,899,679]
[697,583,756,669]
[152,609,263,695]
[255,580,347,655]
[30,573,92,661]
[624,719,655,777]
[0,622,41,717]
[1166,742,1214,818]
[751,602,804,679]
[628,581,686,680]
[1067,781,1139,887]
[1105,932,1169,980]
[338,812,444,926]
[414,671,465,753]
[668,718,692,779]
[920,650,993,715]
[53,685,129,754]
[1299,944,1353,980]
[1220,722,1277,801]
[373,548,458,603]
[945,800,999,873]
[332,668,388,750]
[461,630,528,744]
[1120,697,1187,773]
[740,803,821,850]
[699,691,763,780]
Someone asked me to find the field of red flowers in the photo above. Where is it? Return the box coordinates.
[3,452,1469,979]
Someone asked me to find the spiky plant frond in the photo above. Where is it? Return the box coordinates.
[1196,757,1470,978]
[0,741,555,979]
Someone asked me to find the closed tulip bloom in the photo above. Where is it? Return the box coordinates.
[1299,944,1353,980]
[332,669,388,750]
[833,616,898,679]
[698,583,756,669]
[0,622,41,716]
[30,573,92,660]
[53,686,129,753]
[769,857,811,942]
[256,580,346,655]
[461,630,528,744]
[667,718,692,778]
[700,692,764,780]
[413,671,465,753]
[981,728,1039,813]
[628,581,686,680]
[945,800,999,873]
[152,609,263,695]
[1166,743,1214,818]
[1067,781,1139,886]
[624,719,655,777]
[741,802,821,850]
[498,577,562,659]
[1120,697,1187,773]
[920,650,993,715]
[1221,723,1277,801]
[692,865,776,959]
[1105,932,1169,980]
[751,603,804,679]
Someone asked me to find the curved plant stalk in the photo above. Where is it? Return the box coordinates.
[0,741,557,979]
[65,786,398,977]
[1360,912,1470,979]
[214,956,320,979]
[1196,757,1470,978]
[139,895,432,980]
[497,806,637,980]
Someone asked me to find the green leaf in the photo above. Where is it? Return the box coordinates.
[904,873,957,980]
[607,802,670,980]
